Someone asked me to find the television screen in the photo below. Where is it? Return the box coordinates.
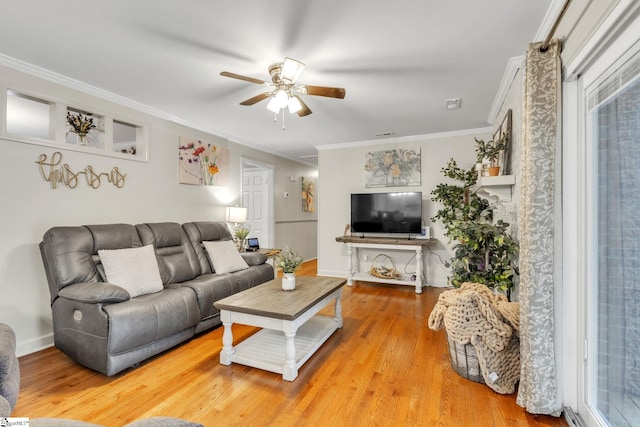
[351,192,422,234]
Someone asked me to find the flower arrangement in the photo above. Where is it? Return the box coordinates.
[178,140,220,185]
[233,223,251,241]
[275,247,304,274]
[66,112,97,136]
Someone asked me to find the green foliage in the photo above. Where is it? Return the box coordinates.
[430,157,518,293]
[474,137,506,166]
[233,224,251,240]
[446,220,519,292]
[430,158,489,237]
[275,248,304,273]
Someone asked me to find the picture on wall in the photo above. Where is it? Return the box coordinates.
[178,137,229,186]
[364,148,421,187]
[302,177,315,212]
[493,109,512,175]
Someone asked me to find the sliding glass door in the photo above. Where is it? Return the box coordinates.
[582,38,640,427]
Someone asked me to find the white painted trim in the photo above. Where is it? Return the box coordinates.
[565,0,640,81]
[315,126,492,151]
[16,333,54,357]
[487,56,524,125]
[0,52,312,165]
[534,0,569,42]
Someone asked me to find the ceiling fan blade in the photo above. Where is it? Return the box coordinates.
[302,85,346,99]
[239,92,272,106]
[295,96,312,117]
[220,71,267,85]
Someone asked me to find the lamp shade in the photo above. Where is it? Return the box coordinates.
[226,206,247,223]
[288,95,303,114]
[281,57,305,83]
[266,97,280,113]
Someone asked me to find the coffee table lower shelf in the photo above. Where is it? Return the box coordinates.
[227,316,339,380]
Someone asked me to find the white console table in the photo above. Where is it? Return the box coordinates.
[335,236,437,294]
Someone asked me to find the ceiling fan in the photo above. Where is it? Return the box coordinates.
[220,57,346,118]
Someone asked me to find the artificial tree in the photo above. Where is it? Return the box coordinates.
[431,157,518,295]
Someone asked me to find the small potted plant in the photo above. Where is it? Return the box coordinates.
[67,112,97,146]
[275,247,304,291]
[474,137,506,176]
[233,223,251,252]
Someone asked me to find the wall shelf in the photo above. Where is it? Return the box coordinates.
[476,175,516,202]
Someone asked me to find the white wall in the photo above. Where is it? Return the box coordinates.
[316,130,492,288]
[0,62,317,356]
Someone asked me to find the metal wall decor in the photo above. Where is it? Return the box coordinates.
[36,151,126,189]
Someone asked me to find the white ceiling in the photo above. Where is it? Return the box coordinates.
[0,0,553,165]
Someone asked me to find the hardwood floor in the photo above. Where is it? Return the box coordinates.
[15,260,566,426]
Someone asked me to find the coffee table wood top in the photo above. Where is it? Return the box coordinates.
[214,276,346,321]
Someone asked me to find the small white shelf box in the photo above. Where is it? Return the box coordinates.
[476,175,516,202]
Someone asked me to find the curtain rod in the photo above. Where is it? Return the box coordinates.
[540,0,573,52]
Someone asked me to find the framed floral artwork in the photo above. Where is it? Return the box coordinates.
[178,137,229,186]
[364,148,421,187]
[302,177,315,212]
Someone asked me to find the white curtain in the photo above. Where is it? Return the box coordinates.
[516,39,562,416]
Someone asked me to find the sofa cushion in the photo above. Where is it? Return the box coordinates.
[104,287,199,354]
[0,323,19,415]
[182,221,234,275]
[136,223,200,285]
[203,240,249,274]
[98,245,163,298]
[241,251,268,266]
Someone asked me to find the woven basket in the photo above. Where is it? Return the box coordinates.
[369,254,400,279]
[446,333,485,384]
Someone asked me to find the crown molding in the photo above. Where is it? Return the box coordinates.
[487,55,523,126]
[315,126,493,151]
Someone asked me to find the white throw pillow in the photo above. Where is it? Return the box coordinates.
[98,245,164,298]
[203,240,249,274]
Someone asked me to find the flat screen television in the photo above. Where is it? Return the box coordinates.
[351,192,422,234]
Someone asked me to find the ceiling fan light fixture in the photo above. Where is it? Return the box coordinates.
[288,95,303,114]
[275,89,289,108]
[266,97,281,113]
[281,57,305,83]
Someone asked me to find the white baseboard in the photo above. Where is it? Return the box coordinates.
[17,333,54,357]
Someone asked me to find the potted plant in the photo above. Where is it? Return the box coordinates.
[430,156,519,297]
[430,158,489,238]
[233,223,251,252]
[474,137,506,176]
[67,112,97,146]
[275,247,304,291]
[446,219,519,295]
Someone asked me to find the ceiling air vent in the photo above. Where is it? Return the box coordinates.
[444,98,462,110]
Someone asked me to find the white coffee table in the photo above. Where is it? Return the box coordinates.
[213,276,345,381]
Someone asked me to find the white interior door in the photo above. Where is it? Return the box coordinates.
[241,160,273,248]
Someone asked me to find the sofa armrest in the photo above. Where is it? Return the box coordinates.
[0,395,10,417]
[58,282,130,304]
[240,252,267,266]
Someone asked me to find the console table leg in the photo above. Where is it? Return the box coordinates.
[220,319,234,365]
[346,244,354,286]
[334,289,343,328]
[415,247,423,294]
[283,331,298,381]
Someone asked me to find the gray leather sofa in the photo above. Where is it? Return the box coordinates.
[39,221,274,376]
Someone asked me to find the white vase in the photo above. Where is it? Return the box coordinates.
[282,273,296,291]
